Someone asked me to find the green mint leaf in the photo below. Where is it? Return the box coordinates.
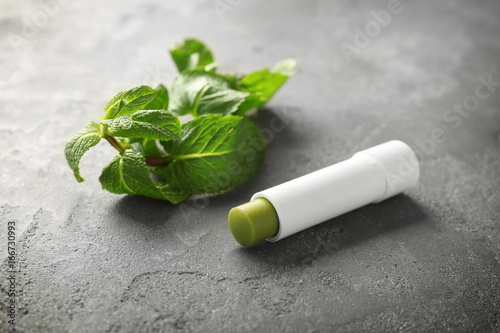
[170,38,216,73]
[131,110,181,137]
[223,73,244,88]
[109,114,133,129]
[99,155,132,195]
[130,138,166,158]
[169,71,248,116]
[233,69,286,115]
[161,115,266,194]
[103,99,127,120]
[99,150,184,203]
[148,164,169,180]
[143,84,169,110]
[101,112,179,143]
[157,183,190,204]
[103,85,155,119]
[64,122,102,182]
[234,59,297,115]
[195,86,249,116]
[111,150,162,198]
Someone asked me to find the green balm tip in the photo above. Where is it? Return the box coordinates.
[228,198,279,246]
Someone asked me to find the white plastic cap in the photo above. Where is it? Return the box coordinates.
[353,140,420,202]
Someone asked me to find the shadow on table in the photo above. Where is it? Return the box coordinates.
[235,194,429,267]
[111,195,178,227]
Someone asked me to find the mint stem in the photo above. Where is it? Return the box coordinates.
[104,136,126,153]
[104,135,172,167]
[144,156,173,166]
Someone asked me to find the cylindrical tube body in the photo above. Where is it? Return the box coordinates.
[251,140,419,242]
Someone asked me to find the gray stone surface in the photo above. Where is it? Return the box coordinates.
[1,0,500,332]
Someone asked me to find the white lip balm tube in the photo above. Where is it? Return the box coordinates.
[228,140,420,246]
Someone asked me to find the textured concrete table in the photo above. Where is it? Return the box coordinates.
[1,0,500,332]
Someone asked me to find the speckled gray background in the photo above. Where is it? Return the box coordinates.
[1,0,500,332]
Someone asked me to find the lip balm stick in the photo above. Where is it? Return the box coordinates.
[228,140,420,246]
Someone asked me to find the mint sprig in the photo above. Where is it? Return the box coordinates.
[64,38,295,203]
